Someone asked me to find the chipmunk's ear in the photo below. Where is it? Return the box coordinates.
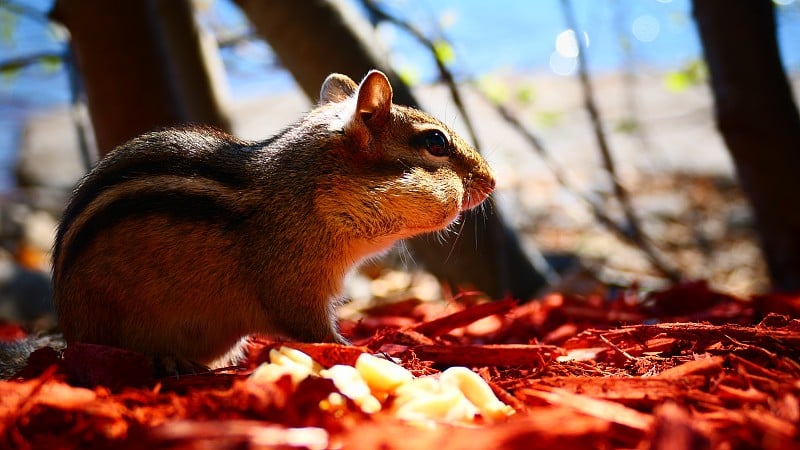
[320,73,358,104]
[355,70,392,128]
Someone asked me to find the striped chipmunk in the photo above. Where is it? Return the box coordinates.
[51,70,495,373]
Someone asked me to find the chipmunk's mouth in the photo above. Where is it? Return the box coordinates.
[460,177,495,211]
[461,190,490,210]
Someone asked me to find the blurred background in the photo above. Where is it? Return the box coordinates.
[1,0,799,330]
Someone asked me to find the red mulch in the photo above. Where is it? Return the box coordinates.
[2,280,799,449]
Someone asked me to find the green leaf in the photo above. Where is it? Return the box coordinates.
[0,61,21,83]
[536,110,563,129]
[617,35,632,53]
[664,71,691,92]
[667,11,688,27]
[398,66,421,87]
[39,54,62,73]
[664,59,707,92]
[615,118,639,134]
[476,76,509,105]
[0,8,17,43]
[432,40,455,66]
[515,84,536,105]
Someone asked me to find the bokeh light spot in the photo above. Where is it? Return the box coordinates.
[632,15,661,43]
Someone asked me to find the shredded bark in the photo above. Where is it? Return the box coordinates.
[1,282,799,449]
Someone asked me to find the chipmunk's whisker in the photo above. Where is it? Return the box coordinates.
[444,211,470,263]
[396,241,416,268]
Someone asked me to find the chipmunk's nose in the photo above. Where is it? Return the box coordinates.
[485,176,496,192]
[475,171,496,194]
[461,174,495,210]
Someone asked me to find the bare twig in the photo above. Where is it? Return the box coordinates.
[560,0,682,282]
[599,334,638,361]
[0,51,63,73]
[360,0,481,151]
[0,18,96,171]
[611,0,654,155]
[0,0,50,24]
[62,48,95,171]
[359,0,681,283]
[216,30,258,49]
[474,88,666,255]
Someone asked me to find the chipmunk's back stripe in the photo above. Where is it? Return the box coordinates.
[55,182,249,273]
[60,143,254,231]
[53,126,299,277]
[53,126,289,260]
[55,173,251,274]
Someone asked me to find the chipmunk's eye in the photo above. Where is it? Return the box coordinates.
[421,130,450,157]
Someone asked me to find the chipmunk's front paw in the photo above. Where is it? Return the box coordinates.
[333,335,352,346]
[155,356,210,378]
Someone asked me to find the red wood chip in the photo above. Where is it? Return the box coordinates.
[2,282,799,448]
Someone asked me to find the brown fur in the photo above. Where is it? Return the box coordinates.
[53,70,495,370]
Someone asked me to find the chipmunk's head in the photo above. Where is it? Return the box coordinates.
[313,70,495,253]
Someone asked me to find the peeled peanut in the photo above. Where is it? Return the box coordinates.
[321,364,382,414]
[393,386,478,423]
[393,376,480,423]
[270,347,324,375]
[439,367,515,420]
[250,347,318,386]
[250,361,311,386]
[355,353,414,392]
[393,377,441,404]
[318,392,346,413]
[251,348,515,424]
[357,394,382,414]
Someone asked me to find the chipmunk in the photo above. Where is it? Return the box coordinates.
[51,70,495,373]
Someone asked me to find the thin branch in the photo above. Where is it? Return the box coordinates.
[560,0,682,282]
[359,0,681,283]
[63,48,95,171]
[0,1,95,169]
[0,0,50,25]
[612,0,651,152]
[360,0,481,151]
[216,29,258,49]
[0,51,63,73]
[472,87,659,254]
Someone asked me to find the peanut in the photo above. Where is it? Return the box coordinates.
[270,347,323,374]
[355,353,414,392]
[321,364,382,414]
[439,367,515,420]
[393,385,478,423]
[250,346,317,386]
[250,348,515,424]
[250,361,310,386]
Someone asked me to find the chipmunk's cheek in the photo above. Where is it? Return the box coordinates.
[431,179,463,224]
[387,169,463,233]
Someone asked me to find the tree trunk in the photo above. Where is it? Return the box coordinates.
[693,0,800,292]
[235,0,548,300]
[231,0,413,105]
[154,0,233,132]
[51,0,183,156]
[51,0,231,157]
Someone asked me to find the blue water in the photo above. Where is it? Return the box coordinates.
[1,0,799,191]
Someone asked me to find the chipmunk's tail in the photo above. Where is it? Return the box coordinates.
[0,334,64,380]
